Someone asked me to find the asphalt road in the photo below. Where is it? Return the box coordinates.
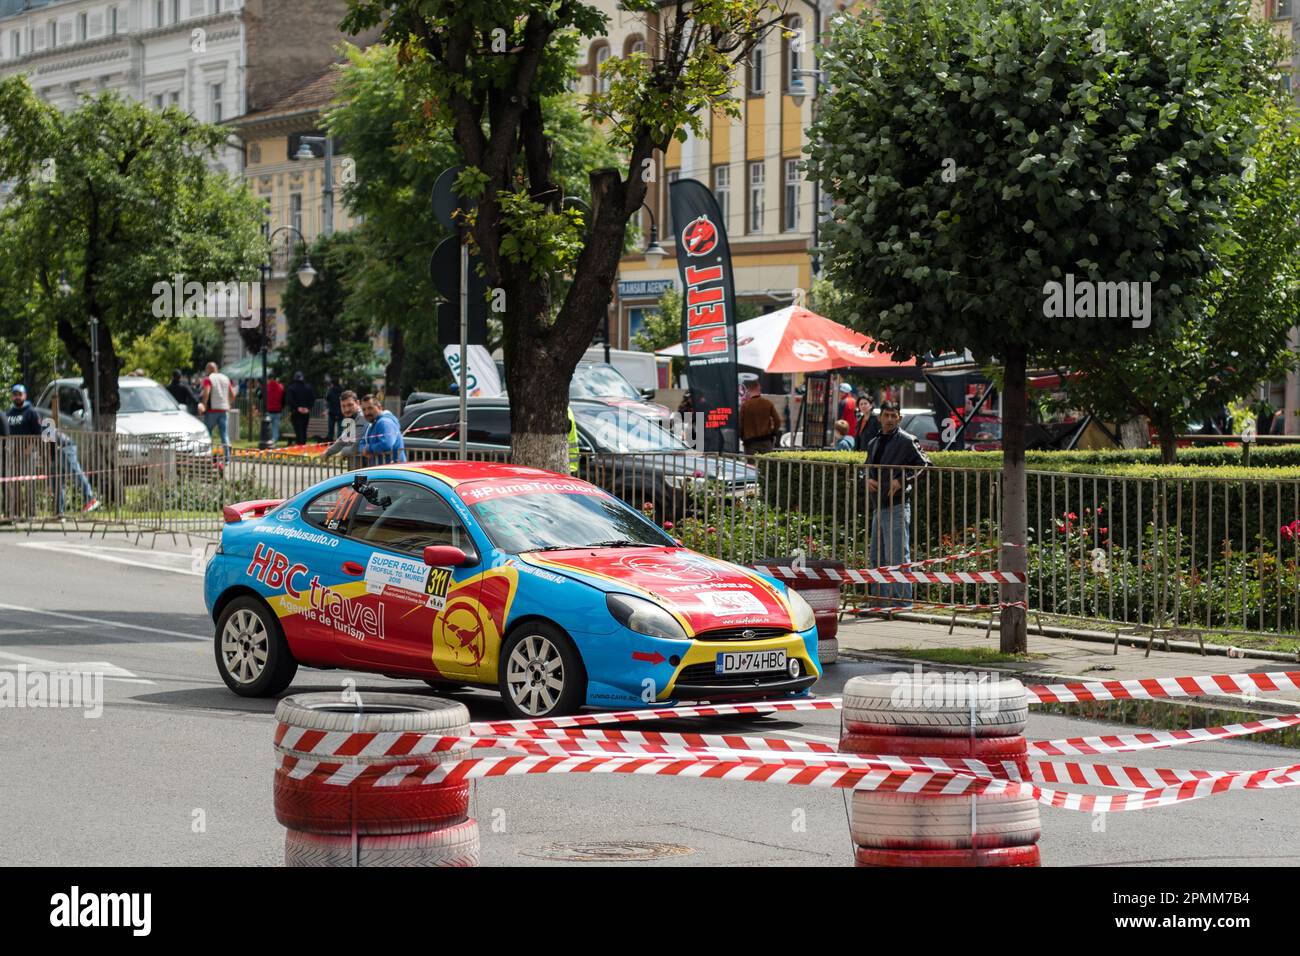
[2,530,1298,868]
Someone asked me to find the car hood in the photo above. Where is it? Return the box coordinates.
[520,546,793,635]
[117,411,208,436]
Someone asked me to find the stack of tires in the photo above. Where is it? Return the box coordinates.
[841,674,1041,867]
[274,694,480,867]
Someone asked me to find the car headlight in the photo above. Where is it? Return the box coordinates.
[606,593,688,642]
[785,588,816,632]
[664,475,707,491]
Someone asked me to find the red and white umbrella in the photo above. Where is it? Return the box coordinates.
[657,305,909,373]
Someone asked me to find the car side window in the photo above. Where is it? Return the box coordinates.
[346,480,478,561]
[466,408,511,445]
[59,386,85,416]
[303,485,361,535]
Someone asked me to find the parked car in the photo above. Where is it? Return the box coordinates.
[399,397,758,518]
[570,361,671,421]
[33,377,213,456]
[903,407,1002,452]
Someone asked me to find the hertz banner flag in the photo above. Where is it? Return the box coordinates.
[669,178,740,453]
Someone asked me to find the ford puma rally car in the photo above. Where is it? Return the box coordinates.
[204,462,821,718]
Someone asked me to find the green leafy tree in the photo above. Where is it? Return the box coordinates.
[325,43,622,399]
[179,316,224,373]
[118,325,194,383]
[1064,102,1300,461]
[341,0,783,471]
[0,78,266,432]
[810,0,1281,651]
[276,233,376,390]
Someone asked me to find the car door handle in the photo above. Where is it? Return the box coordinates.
[342,561,365,576]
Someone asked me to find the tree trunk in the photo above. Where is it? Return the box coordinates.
[1157,428,1177,465]
[1000,345,1028,654]
[1119,416,1150,449]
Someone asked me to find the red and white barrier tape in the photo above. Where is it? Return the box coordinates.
[468,696,841,736]
[849,600,1029,614]
[754,564,1025,586]
[1028,711,1300,756]
[1029,670,1300,705]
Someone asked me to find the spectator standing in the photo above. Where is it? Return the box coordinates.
[739,374,783,455]
[6,384,40,436]
[262,376,286,446]
[864,401,931,610]
[199,362,238,462]
[837,382,858,438]
[322,390,366,465]
[356,393,406,465]
[855,394,880,451]
[167,370,199,416]
[285,371,316,446]
[325,378,343,441]
[44,423,99,515]
[7,385,42,518]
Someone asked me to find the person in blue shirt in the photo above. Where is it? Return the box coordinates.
[356,394,407,465]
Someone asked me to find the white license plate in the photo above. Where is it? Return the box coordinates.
[716,650,786,675]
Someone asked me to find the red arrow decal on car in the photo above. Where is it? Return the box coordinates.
[631,651,666,665]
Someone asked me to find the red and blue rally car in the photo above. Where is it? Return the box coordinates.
[204,461,821,718]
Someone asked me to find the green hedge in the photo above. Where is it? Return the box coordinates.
[768,446,1300,471]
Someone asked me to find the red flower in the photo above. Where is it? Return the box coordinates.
[1068,512,1077,521]
[662,521,674,531]
[1283,525,1295,541]
[1099,527,1108,537]
[706,526,716,535]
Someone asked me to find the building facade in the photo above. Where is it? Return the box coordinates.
[585,0,827,358]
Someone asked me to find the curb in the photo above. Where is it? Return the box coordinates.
[837,648,1300,719]
[846,609,1300,664]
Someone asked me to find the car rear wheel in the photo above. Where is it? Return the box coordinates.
[215,596,298,697]
[498,622,585,719]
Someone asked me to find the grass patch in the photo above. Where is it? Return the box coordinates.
[872,646,1046,666]
[1030,613,1300,654]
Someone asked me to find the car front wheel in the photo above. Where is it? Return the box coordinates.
[215,595,298,697]
[498,622,585,719]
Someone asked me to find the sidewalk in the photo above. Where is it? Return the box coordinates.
[836,615,1300,712]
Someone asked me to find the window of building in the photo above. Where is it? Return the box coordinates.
[9,31,19,58]
[289,193,303,236]
[210,82,223,122]
[46,20,56,47]
[170,90,180,106]
[151,93,164,109]
[78,13,88,42]
[109,7,119,34]
[594,43,611,94]
[747,45,764,94]
[748,161,765,233]
[156,1,165,28]
[172,0,182,23]
[627,37,645,58]
[783,159,801,232]
[785,15,803,91]
[713,165,730,224]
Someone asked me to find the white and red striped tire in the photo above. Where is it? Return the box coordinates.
[842,675,1027,737]
[818,638,839,666]
[849,790,1040,850]
[274,766,470,835]
[855,844,1040,867]
[275,692,470,735]
[285,819,480,868]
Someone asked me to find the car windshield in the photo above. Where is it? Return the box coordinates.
[576,407,688,453]
[469,490,675,553]
[569,365,641,401]
[119,385,181,414]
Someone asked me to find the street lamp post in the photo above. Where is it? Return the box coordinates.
[607,203,668,363]
[257,225,316,447]
[791,67,827,277]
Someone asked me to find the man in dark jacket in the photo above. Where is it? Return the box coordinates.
[285,371,316,446]
[167,370,199,416]
[864,401,930,609]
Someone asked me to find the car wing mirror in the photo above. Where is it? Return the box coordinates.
[424,544,470,567]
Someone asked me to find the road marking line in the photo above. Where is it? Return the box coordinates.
[14,540,202,576]
[0,650,154,684]
[0,603,207,641]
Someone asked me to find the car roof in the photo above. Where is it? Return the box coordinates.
[404,396,608,414]
[376,460,601,491]
[48,377,161,389]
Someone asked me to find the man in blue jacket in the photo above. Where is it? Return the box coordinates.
[357,394,407,465]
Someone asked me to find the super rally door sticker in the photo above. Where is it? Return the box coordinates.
[364,552,451,610]
[247,543,385,642]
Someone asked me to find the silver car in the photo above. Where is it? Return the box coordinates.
[34,377,213,456]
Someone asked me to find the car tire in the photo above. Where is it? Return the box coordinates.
[849,790,1041,850]
[842,674,1028,737]
[214,595,297,697]
[498,621,586,719]
[284,819,480,867]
